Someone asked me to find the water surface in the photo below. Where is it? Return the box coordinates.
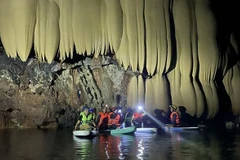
[0,128,239,160]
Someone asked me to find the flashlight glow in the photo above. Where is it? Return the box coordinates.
[138,106,143,110]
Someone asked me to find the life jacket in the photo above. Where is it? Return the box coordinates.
[80,112,92,125]
[170,111,180,124]
[124,112,133,122]
[133,112,143,120]
[108,112,121,126]
[98,112,108,127]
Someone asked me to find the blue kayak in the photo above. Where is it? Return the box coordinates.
[163,126,199,131]
[136,128,157,133]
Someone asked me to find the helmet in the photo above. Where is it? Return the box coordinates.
[169,104,177,110]
[82,105,89,111]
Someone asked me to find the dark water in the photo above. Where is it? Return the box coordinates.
[0,128,240,160]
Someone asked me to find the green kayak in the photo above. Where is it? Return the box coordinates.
[110,126,136,135]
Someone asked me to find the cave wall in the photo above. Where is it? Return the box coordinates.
[0,0,240,126]
[0,48,130,128]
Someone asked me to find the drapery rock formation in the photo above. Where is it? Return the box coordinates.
[0,0,240,128]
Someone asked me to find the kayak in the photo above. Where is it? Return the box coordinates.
[163,126,199,131]
[73,130,99,137]
[136,128,157,133]
[110,126,136,135]
[99,126,136,135]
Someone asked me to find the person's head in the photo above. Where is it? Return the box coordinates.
[169,105,177,112]
[82,106,90,115]
[89,108,96,114]
[102,106,108,113]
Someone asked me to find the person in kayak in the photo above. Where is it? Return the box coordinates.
[96,104,109,130]
[169,105,180,127]
[133,106,145,128]
[89,107,97,123]
[108,107,121,129]
[121,107,134,128]
[74,105,96,130]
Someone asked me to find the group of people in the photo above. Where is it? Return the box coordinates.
[74,103,195,131]
[74,104,145,131]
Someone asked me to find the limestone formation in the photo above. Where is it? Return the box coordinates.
[0,0,239,127]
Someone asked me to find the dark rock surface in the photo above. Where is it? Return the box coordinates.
[0,47,132,129]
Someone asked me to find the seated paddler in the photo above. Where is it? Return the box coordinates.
[74,105,96,130]
[108,107,121,129]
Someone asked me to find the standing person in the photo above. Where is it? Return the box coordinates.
[169,105,180,127]
[96,105,109,130]
[74,105,96,130]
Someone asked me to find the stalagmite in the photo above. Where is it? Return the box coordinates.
[145,77,155,114]
[127,76,138,108]
[154,74,169,113]
[171,0,197,116]
[195,0,219,118]
[223,34,240,115]
[137,75,145,107]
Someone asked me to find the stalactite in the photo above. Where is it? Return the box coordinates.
[0,0,37,61]
[195,0,219,118]
[56,0,74,60]
[0,0,17,58]
[72,0,102,56]
[116,0,129,70]
[99,0,108,57]
[118,0,144,72]
[34,0,59,63]
[145,0,158,75]
[105,0,123,53]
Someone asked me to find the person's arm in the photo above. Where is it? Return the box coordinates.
[74,115,83,130]
[74,120,80,130]
[96,114,101,126]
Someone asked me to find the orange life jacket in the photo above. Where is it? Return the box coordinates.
[98,112,108,127]
[133,112,143,119]
[108,112,121,126]
[170,111,180,124]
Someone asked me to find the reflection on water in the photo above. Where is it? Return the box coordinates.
[0,129,240,160]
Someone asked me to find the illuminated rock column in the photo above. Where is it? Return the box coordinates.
[104,0,123,53]
[195,0,219,118]
[55,0,74,60]
[0,0,37,61]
